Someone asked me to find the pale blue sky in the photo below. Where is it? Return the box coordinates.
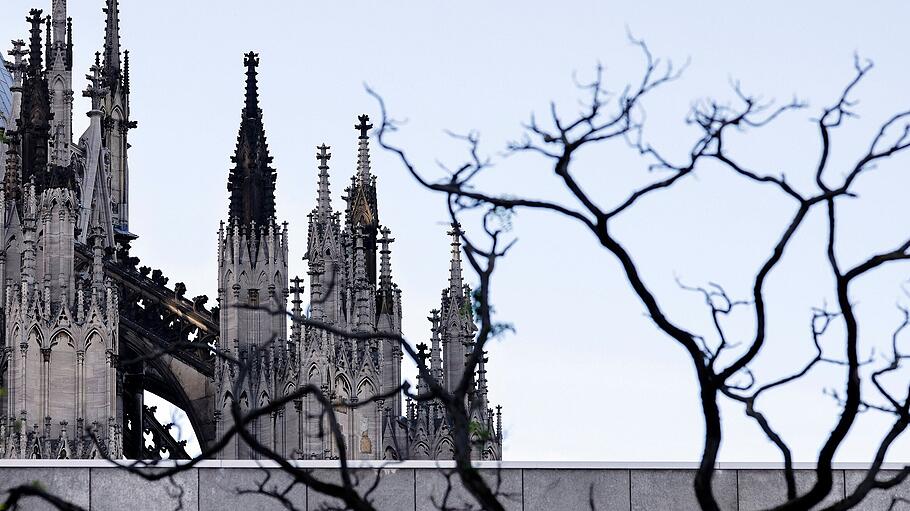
[4,0,910,463]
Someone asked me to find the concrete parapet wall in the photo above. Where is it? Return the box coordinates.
[0,461,904,510]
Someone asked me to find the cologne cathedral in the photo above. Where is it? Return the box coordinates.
[0,0,502,460]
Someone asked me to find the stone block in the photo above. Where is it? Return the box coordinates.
[631,469,737,511]
[845,469,910,510]
[415,468,522,511]
[90,467,199,511]
[0,467,90,511]
[308,467,414,511]
[199,468,305,511]
[523,469,629,511]
[737,469,844,510]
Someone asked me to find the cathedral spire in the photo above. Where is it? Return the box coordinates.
[352,229,373,331]
[315,144,332,217]
[4,134,21,205]
[66,17,73,71]
[52,0,66,45]
[20,11,52,188]
[27,10,44,77]
[45,16,52,70]
[429,309,444,382]
[8,40,27,89]
[378,227,394,289]
[227,52,276,227]
[102,0,121,87]
[476,350,489,407]
[123,50,130,95]
[354,114,373,183]
[448,223,465,293]
[290,276,304,343]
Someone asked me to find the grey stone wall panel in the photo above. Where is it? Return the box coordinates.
[415,468,522,511]
[631,469,737,511]
[523,469,630,511]
[0,467,90,511]
[307,468,415,511]
[89,468,199,511]
[199,468,305,511]
[737,469,845,510]
[845,469,910,510]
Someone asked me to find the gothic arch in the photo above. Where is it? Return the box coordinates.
[47,331,76,421]
[434,438,455,459]
[220,391,234,411]
[307,364,321,384]
[334,374,352,400]
[413,442,429,459]
[50,76,65,98]
[49,329,76,350]
[110,105,124,122]
[9,324,20,345]
[356,378,376,398]
[83,329,106,352]
[27,325,44,349]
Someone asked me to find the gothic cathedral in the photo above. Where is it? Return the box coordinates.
[0,0,502,461]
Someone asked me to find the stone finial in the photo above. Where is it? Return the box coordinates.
[355,114,373,140]
[316,144,331,168]
[83,54,108,111]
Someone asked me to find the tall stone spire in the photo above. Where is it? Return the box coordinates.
[315,144,332,218]
[428,309,444,383]
[44,16,51,70]
[102,0,121,88]
[46,0,73,168]
[99,0,133,232]
[215,55,289,460]
[345,114,380,284]
[378,227,394,290]
[475,349,489,410]
[4,134,21,205]
[448,223,465,293]
[66,16,73,71]
[20,10,52,187]
[27,10,44,77]
[227,52,276,227]
[355,114,373,183]
[52,0,66,45]
[122,50,130,95]
[352,229,371,331]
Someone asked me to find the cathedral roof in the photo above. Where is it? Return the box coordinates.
[0,59,12,131]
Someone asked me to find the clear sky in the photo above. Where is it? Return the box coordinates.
[4,0,910,463]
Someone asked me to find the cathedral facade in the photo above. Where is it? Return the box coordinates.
[0,0,501,460]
